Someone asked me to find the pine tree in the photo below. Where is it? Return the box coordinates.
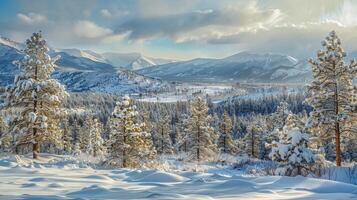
[0,113,10,151]
[244,122,263,158]
[306,30,357,166]
[271,101,290,131]
[71,119,82,150]
[80,116,92,153]
[264,103,291,159]
[188,97,217,162]
[61,119,72,154]
[175,113,190,153]
[269,114,315,176]
[107,95,155,168]
[217,112,236,154]
[80,116,104,156]
[90,118,104,157]
[153,114,173,155]
[1,32,68,159]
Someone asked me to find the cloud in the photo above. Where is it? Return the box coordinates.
[73,20,113,39]
[100,9,112,18]
[206,21,357,58]
[115,3,282,42]
[17,13,47,25]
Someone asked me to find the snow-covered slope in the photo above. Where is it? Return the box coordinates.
[0,37,171,94]
[59,48,108,64]
[0,37,24,50]
[138,52,312,83]
[0,154,357,200]
[55,48,176,70]
[101,52,175,70]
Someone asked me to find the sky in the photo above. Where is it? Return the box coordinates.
[1,0,357,60]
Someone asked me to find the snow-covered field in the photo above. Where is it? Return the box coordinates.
[0,154,357,200]
[137,84,245,103]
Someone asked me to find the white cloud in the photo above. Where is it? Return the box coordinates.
[17,13,48,25]
[117,3,282,42]
[73,20,113,38]
[100,9,112,18]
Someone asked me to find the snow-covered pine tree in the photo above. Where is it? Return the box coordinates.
[269,114,315,176]
[1,32,68,159]
[107,95,155,168]
[306,30,357,166]
[80,116,92,154]
[0,112,10,151]
[80,116,104,156]
[268,101,291,139]
[244,122,263,158]
[71,119,82,151]
[174,113,190,153]
[153,114,173,155]
[90,118,104,157]
[73,142,81,156]
[217,112,236,154]
[188,97,217,162]
[61,119,72,154]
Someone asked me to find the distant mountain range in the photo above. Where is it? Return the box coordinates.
[2,36,355,89]
[0,36,172,94]
[138,52,313,83]
[59,48,176,70]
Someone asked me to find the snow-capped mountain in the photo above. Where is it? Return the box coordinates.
[101,52,175,70]
[57,49,176,70]
[0,37,171,94]
[138,52,312,83]
[59,48,108,64]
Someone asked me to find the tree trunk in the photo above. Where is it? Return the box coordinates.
[123,129,127,168]
[223,125,226,153]
[251,131,255,157]
[335,122,342,166]
[161,127,164,154]
[197,124,200,162]
[33,63,39,159]
[334,78,341,167]
[33,129,39,159]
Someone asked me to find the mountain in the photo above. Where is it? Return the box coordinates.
[59,48,108,64]
[101,52,175,70]
[138,52,312,83]
[58,48,176,70]
[0,37,171,94]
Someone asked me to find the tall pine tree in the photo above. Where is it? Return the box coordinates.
[107,95,155,168]
[307,30,357,166]
[1,32,68,158]
[217,112,236,154]
[153,114,173,155]
[188,97,217,162]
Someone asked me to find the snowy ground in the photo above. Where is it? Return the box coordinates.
[136,84,245,103]
[0,154,357,200]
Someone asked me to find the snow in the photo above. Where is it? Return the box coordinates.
[0,154,357,199]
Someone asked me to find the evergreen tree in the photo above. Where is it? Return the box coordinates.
[61,119,72,154]
[1,32,68,158]
[0,113,10,151]
[81,116,104,156]
[269,114,315,176]
[90,118,104,157]
[153,114,173,155]
[188,97,217,162]
[71,119,82,150]
[107,95,155,168]
[217,112,236,154]
[244,122,263,158]
[306,30,357,166]
[175,113,190,153]
[271,101,291,131]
